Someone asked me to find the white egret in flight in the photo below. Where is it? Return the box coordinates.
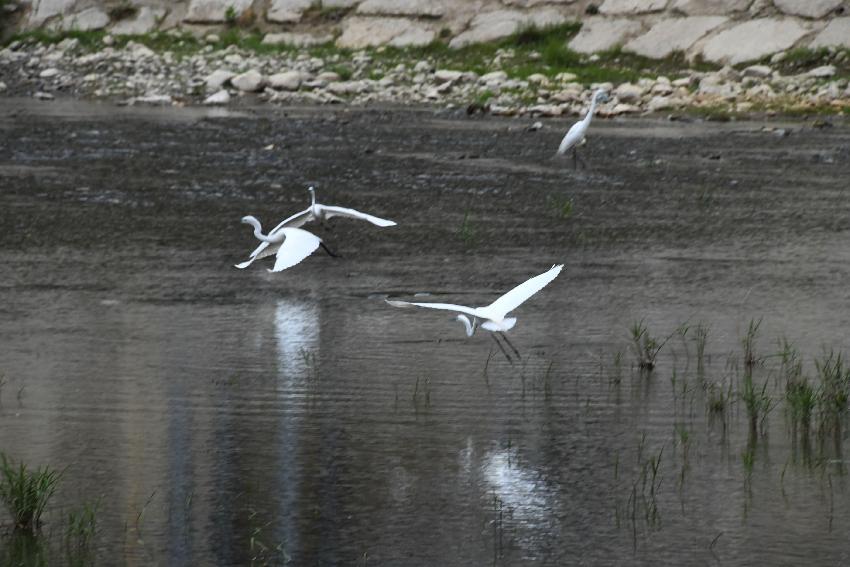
[557,89,608,169]
[236,186,396,270]
[237,218,335,272]
[386,264,563,362]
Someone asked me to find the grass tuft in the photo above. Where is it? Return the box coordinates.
[0,452,61,532]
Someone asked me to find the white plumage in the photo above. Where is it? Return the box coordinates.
[236,186,396,271]
[557,89,608,163]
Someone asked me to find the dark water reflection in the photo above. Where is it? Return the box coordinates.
[1,99,850,565]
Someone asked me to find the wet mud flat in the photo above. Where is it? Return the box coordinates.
[1,99,850,565]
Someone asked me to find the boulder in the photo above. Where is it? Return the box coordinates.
[205,69,235,90]
[357,0,445,17]
[231,70,265,92]
[111,7,167,35]
[268,70,304,90]
[810,18,850,49]
[267,0,314,23]
[262,32,333,47]
[599,0,669,14]
[807,65,836,77]
[742,64,772,78]
[700,18,810,65]
[614,82,643,102]
[204,89,231,105]
[624,17,726,59]
[184,0,253,23]
[568,17,643,54]
[27,0,75,26]
[773,0,842,19]
[434,69,464,82]
[337,17,436,48]
[57,7,110,31]
[669,0,750,14]
[449,8,567,48]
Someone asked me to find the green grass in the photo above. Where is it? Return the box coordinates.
[629,320,668,371]
[0,452,61,532]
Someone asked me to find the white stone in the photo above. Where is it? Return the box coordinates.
[58,7,110,31]
[204,89,231,105]
[742,64,772,78]
[651,82,673,95]
[357,0,445,17]
[267,0,313,23]
[185,0,253,23]
[610,102,641,114]
[27,0,75,26]
[808,65,836,77]
[647,95,675,111]
[435,69,463,82]
[337,17,435,48]
[205,69,235,90]
[126,41,156,59]
[527,73,549,84]
[810,18,850,49]
[34,91,55,100]
[39,67,59,78]
[624,17,726,59]
[568,17,643,54]
[449,8,567,48]
[669,0,750,14]
[700,19,810,65]
[111,7,167,35]
[615,82,643,102]
[132,94,173,105]
[231,70,265,92]
[599,0,669,14]
[480,70,508,84]
[268,70,304,90]
[774,0,842,19]
[262,32,333,47]
[0,82,6,92]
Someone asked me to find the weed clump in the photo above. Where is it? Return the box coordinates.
[0,452,61,532]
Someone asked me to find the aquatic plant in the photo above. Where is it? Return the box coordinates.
[629,320,668,371]
[740,375,774,433]
[546,194,573,219]
[0,452,61,532]
[741,318,762,370]
[694,322,709,377]
[458,210,476,245]
[815,350,850,416]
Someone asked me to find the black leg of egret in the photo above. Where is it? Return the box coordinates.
[577,150,590,170]
[499,332,521,360]
[320,242,341,258]
[572,147,578,170]
[491,333,514,364]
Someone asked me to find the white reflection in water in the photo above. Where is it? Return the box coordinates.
[274,298,320,384]
[273,298,320,555]
[482,448,557,531]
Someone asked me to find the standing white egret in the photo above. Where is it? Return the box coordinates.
[236,186,396,270]
[557,89,608,169]
[386,264,563,362]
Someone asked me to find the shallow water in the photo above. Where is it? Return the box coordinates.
[1,99,850,565]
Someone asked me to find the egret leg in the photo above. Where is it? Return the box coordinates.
[572,147,578,170]
[498,332,522,360]
[490,333,514,364]
[577,150,590,170]
[320,242,341,258]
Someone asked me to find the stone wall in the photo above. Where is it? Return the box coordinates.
[4,0,850,64]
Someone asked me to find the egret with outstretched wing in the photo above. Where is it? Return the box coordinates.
[387,264,563,362]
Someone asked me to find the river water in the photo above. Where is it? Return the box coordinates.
[1,99,849,565]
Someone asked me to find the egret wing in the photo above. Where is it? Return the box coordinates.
[268,207,314,234]
[268,228,322,273]
[484,264,563,319]
[318,205,397,227]
[385,299,480,318]
[557,121,586,155]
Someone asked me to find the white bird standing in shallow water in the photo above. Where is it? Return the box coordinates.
[386,264,563,363]
[236,186,396,271]
[557,89,608,169]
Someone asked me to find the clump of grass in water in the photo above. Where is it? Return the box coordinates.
[458,210,476,246]
[694,322,709,378]
[814,350,850,452]
[740,374,774,435]
[0,452,61,532]
[629,320,668,372]
[65,499,99,561]
[546,194,573,219]
[741,317,762,370]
